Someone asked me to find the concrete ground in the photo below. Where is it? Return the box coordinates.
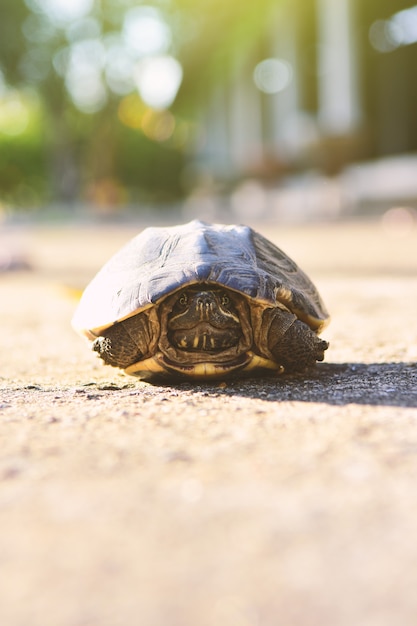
[1,216,416,626]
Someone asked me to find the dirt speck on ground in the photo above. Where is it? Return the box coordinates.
[1,219,416,626]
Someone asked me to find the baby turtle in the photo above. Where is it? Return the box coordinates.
[72,220,329,380]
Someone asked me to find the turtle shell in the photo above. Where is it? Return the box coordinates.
[72,220,329,338]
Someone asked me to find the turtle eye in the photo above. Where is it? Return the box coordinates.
[179,293,188,306]
[221,294,230,306]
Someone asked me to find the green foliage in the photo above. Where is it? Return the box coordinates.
[0,0,28,84]
[116,126,186,202]
[0,133,47,208]
[0,90,48,207]
[0,0,282,210]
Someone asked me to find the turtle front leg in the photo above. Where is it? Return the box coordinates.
[92,312,151,370]
[264,309,329,373]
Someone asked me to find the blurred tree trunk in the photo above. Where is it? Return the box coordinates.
[47,114,81,204]
[41,73,82,205]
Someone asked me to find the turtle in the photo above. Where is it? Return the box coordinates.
[72,220,330,381]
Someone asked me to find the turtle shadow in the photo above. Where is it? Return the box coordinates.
[178,362,417,408]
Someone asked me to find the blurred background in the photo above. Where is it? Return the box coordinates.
[1,0,417,222]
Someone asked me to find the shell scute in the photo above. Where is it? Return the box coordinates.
[72,220,329,335]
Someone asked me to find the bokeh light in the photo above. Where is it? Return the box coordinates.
[390,6,417,46]
[370,5,417,52]
[3,0,417,209]
[117,93,178,144]
[122,6,171,57]
[369,20,398,53]
[104,38,136,95]
[117,93,147,129]
[141,109,176,142]
[253,58,293,94]
[22,13,56,43]
[27,0,94,24]
[43,1,182,114]
[134,55,183,110]
[63,39,107,113]
[65,17,101,42]
[0,92,30,136]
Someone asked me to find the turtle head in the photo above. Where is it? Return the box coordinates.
[167,288,242,351]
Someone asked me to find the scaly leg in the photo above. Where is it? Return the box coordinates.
[265,309,329,373]
[92,312,151,369]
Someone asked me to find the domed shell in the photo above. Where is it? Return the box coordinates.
[72,220,329,337]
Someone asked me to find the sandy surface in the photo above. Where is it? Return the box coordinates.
[1,217,417,626]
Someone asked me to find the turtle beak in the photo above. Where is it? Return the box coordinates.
[193,292,215,321]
